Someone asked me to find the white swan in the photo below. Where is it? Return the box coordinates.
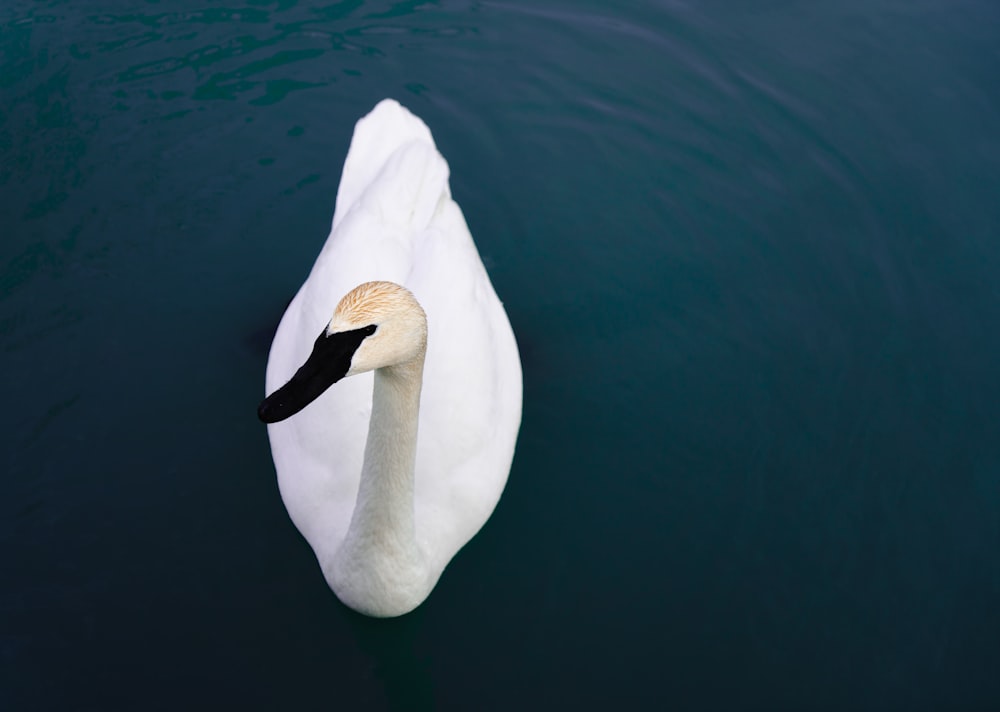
[258,99,522,617]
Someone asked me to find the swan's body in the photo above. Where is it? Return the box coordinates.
[260,100,522,617]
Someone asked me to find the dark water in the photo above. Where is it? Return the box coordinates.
[3,0,999,709]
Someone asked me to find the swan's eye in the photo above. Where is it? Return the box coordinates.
[362,324,377,337]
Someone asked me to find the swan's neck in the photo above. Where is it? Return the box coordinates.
[353,358,423,548]
[331,355,429,615]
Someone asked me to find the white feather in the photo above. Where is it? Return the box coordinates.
[263,99,523,617]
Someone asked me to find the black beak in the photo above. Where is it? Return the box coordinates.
[258,324,376,424]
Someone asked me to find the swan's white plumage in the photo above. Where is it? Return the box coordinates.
[263,99,522,616]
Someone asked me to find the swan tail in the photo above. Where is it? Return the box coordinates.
[332,99,451,232]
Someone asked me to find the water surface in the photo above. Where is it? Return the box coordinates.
[2,1,999,709]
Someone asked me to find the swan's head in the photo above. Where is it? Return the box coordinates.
[258,281,427,424]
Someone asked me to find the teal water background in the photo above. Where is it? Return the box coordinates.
[2,1,999,709]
